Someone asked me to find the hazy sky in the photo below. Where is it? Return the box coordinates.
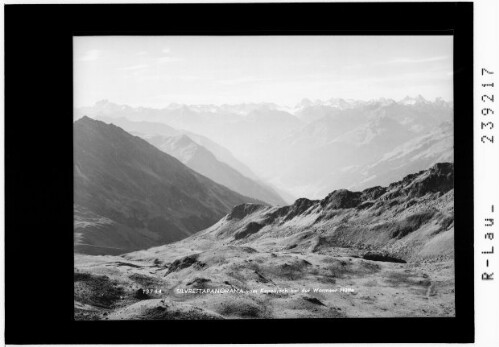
[74,36,453,108]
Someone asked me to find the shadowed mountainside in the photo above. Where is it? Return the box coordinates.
[93,115,261,182]
[74,117,263,255]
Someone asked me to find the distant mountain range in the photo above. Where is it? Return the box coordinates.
[75,96,453,200]
[74,117,262,255]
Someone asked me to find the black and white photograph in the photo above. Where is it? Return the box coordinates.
[73,35,456,320]
[5,1,482,344]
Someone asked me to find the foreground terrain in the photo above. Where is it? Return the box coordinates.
[75,163,455,319]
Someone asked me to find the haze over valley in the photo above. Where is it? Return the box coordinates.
[76,95,452,201]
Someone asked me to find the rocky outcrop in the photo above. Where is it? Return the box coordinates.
[360,186,387,201]
[404,162,454,197]
[166,254,206,274]
[234,222,265,240]
[321,189,363,209]
[363,252,406,263]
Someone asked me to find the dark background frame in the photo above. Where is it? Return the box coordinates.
[5,2,474,344]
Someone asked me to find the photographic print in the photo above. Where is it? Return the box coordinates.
[73,35,455,320]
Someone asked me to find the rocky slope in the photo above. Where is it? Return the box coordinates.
[74,117,262,255]
[179,162,454,263]
[75,163,455,319]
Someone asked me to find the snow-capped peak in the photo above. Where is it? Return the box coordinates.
[399,95,428,105]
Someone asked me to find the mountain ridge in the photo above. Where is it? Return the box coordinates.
[144,134,287,205]
[171,162,454,263]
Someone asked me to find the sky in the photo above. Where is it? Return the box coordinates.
[74,36,453,108]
